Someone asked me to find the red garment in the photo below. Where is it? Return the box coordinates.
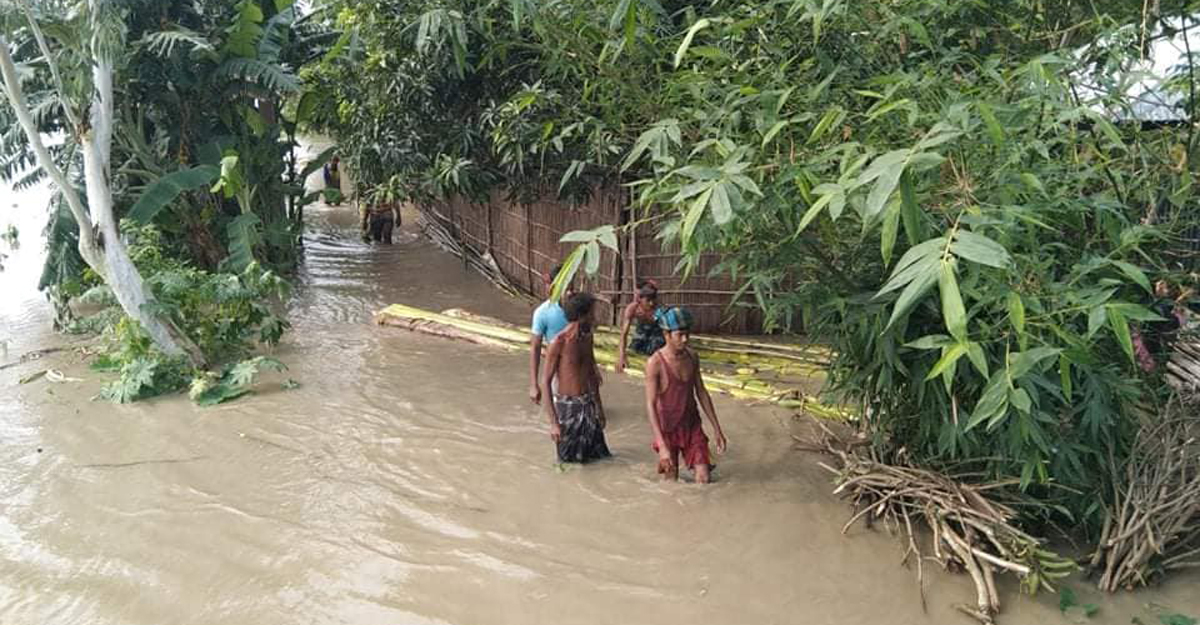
[651,352,709,469]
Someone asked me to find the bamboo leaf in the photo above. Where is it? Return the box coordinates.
[857,149,908,187]
[795,193,833,235]
[1007,292,1026,335]
[585,240,601,274]
[1021,172,1046,196]
[710,181,733,224]
[549,246,584,302]
[1087,305,1107,338]
[761,120,789,148]
[1010,347,1062,379]
[880,198,900,266]
[1106,307,1134,363]
[865,160,905,222]
[966,371,1009,432]
[977,101,1005,147]
[596,226,618,252]
[966,341,989,377]
[807,106,843,145]
[1059,354,1072,398]
[939,259,967,342]
[877,237,945,295]
[951,230,1011,268]
[906,334,952,349]
[1106,301,1163,322]
[925,342,967,381]
[681,186,712,244]
[1010,387,1032,413]
[673,18,710,68]
[883,259,939,332]
[899,171,922,246]
[1110,259,1151,293]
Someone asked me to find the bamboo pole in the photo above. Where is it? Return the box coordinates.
[375,303,848,420]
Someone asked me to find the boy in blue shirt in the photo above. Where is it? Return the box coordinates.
[529,264,573,404]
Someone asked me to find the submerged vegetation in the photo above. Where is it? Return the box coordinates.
[307,0,1200,615]
[1,0,330,403]
[1,0,1197,617]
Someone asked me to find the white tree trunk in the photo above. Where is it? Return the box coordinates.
[0,31,207,367]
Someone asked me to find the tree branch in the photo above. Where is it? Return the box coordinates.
[0,34,94,235]
[15,0,83,134]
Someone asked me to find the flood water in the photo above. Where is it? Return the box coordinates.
[2,144,1198,625]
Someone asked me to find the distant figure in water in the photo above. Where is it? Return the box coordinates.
[361,200,401,244]
[528,263,574,404]
[542,292,611,463]
[644,307,727,483]
[322,156,342,205]
[616,279,664,373]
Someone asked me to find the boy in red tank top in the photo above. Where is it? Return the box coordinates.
[644,307,728,483]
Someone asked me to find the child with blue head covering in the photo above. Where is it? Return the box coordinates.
[643,306,727,483]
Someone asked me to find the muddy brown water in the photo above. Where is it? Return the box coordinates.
[2,146,1198,625]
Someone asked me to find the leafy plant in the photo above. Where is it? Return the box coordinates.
[88,222,291,404]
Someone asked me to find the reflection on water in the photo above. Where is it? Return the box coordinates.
[2,147,1198,625]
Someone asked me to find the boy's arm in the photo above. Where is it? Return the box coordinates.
[586,335,606,426]
[693,354,727,452]
[616,305,633,372]
[528,333,544,404]
[542,338,562,441]
[644,357,669,460]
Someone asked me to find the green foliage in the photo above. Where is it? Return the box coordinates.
[307,0,1200,544]
[89,223,291,404]
[128,166,220,224]
[550,224,620,302]
[189,355,287,405]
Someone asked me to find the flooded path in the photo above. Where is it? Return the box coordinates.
[2,147,1198,625]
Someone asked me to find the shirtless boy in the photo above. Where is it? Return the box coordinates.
[616,280,665,373]
[644,307,727,483]
[542,293,611,463]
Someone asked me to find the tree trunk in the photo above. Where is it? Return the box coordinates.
[0,29,207,367]
[81,51,208,368]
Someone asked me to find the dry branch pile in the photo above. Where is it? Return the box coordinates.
[815,426,1076,624]
[1091,395,1200,592]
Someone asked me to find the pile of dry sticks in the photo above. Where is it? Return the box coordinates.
[809,421,1076,624]
[1090,394,1200,592]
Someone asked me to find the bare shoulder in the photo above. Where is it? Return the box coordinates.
[644,350,662,375]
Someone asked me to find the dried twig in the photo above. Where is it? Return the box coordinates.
[1091,394,1200,592]
[818,434,1076,624]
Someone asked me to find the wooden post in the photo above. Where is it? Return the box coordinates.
[525,201,534,295]
[630,219,639,298]
[486,202,493,252]
[610,188,623,325]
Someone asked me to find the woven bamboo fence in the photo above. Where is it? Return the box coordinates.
[418,187,761,333]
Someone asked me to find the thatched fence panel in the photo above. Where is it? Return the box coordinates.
[419,187,761,333]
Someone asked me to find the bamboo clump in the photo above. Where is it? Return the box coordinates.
[1090,394,1200,592]
[375,303,848,420]
[813,422,1077,624]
